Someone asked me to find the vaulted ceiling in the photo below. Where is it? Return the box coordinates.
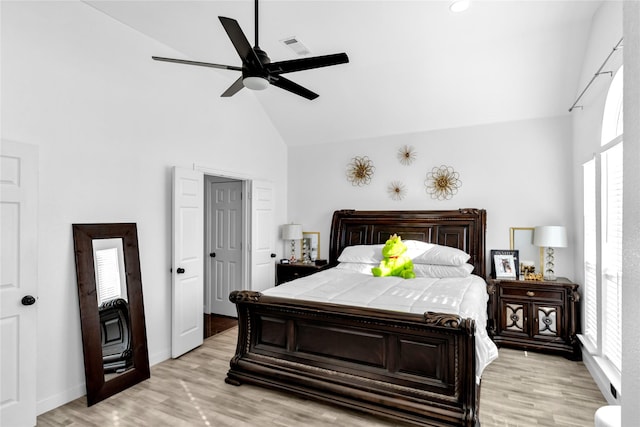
[87,0,602,146]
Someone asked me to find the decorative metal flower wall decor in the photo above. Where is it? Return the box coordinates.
[346,156,375,186]
[387,181,407,201]
[397,145,417,166]
[425,165,461,200]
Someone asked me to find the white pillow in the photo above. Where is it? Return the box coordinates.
[411,244,471,266]
[335,262,376,274]
[402,240,434,258]
[337,241,470,266]
[413,263,474,278]
[337,245,384,263]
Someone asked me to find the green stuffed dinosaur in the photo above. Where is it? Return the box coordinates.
[371,234,415,279]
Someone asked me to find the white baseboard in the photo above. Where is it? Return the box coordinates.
[149,348,171,367]
[37,383,85,416]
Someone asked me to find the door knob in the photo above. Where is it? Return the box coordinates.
[176,268,186,274]
[210,252,216,258]
[270,253,276,258]
[21,295,36,306]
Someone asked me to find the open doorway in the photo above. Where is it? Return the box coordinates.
[203,175,244,337]
[172,167,276,354]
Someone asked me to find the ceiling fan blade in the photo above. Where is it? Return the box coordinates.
[266,53,349,74]
[221,76,245,97]
[152,56,242,71]
[270,75,319,100]
[218,16,263,70]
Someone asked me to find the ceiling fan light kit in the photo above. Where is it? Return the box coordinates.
[151,0,348,100]
[243,76,269,90]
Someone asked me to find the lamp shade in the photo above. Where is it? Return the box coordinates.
[281,224,303,240]
[533,226,567,248]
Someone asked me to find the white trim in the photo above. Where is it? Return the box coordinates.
[194,164,253,180]
[579,335,621,404]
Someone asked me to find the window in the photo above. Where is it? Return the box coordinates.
[582,66,623,373]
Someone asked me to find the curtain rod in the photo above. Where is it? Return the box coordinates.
[569,37,623,112]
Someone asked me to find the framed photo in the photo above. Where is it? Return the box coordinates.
[302,231,320,262]
[491,249,519,279]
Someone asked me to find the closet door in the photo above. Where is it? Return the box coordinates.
[1,141,38,426]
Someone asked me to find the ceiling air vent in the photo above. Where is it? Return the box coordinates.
[281,37,310,56]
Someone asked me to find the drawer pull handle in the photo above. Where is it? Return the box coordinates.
[526,291,535,297]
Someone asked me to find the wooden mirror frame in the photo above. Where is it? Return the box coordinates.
[72,223,150,406]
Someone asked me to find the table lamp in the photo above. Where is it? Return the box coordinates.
[281,224,303,262]
[533,225,567,280]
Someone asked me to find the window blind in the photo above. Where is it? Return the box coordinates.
[583,159,598,347]
[95,247,123,305]
[601,142,623,372]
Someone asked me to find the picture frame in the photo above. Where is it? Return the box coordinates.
[302,231,320,262]
[509,227,543,276]
[490,249,519,279]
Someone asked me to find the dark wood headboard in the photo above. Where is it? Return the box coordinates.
[329,209,487,278]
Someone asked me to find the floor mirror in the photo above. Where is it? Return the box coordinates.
[72,223,150,406]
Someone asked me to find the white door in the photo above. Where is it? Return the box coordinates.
[207,180,242,317]
[250,180,275,291]
[171,167,204,358]
[1,141,38,427]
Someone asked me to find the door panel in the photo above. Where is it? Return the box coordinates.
[1,141,38,427]
[534,304,562,338]
[250,180,275,291]
[500,300,529,337]
[172,167,203,358]
[208,181,242,317]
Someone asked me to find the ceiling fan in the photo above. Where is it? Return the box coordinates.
[152,0,349,100]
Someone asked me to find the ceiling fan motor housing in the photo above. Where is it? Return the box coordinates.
[243,46,270,81]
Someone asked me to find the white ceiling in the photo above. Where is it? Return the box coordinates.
[86,0,602,146]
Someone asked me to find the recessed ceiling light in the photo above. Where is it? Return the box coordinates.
[450,0,471,13]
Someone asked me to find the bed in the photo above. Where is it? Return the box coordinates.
[225,209,495,426]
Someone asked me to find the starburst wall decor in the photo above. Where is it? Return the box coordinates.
[346,156,375,186]
[387,181,407,201]
[425,165,461,200]
[397,145,417,166]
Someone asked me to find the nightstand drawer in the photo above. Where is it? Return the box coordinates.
[500,287,563,301]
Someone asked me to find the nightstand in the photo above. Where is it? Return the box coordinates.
[276,261,330,286]
[486,277,580,360]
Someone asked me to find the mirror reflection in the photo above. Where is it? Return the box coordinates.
[510,227,543,276]
[92,238,133,379]
[72,223,149,406]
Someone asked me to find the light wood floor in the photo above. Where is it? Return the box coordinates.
[38,327,606,427]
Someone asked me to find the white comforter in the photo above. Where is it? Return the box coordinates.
[263,265,499,381]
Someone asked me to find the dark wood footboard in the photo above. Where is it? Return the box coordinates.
[226,290,479,427]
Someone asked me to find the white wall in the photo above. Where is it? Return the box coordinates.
[569,1,640,421]
[571,0,623,291]
[1,1,287,414]
[622,2,640,424]
[289,116,575,277]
